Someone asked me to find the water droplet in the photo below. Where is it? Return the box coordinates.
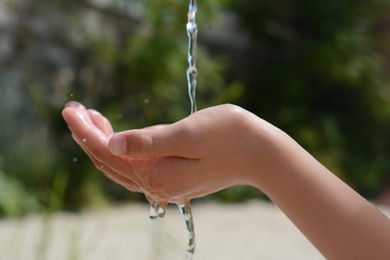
[149,201,160,220]
[73,157,78,162]
[144,98,150,104]
[70,93,74,97]
[158,207,166,218]
[82,138,87,143]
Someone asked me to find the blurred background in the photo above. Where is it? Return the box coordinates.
[1,0,390,218]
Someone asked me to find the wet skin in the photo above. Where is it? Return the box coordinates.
[63,101,390,259]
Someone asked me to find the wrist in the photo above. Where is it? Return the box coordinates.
[229,109,287,192]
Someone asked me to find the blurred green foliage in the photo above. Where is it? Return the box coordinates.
[226,0,390,196]
[0,0,390,217]
[0,170,40,217]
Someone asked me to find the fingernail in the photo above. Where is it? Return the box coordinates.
[109,135,126,155]
[65,101,85,109]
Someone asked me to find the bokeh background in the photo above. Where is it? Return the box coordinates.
[1,0,390,218]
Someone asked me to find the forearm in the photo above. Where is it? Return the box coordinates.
[250,128,390,259]
[63,102,390,258]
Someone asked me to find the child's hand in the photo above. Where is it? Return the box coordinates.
[63,102,278,205]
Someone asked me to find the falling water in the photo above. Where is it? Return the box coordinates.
[186,0,198,115]
[178,203,196,260]
[148,0,198,259]
[178,1,198,259]
[149,201,166,220]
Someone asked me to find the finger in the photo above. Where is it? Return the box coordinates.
[63,105,144,186]
[108,119,197,158]
[88,109,114,136]
[73,134,142,193]
[65,101,85,110]
[93,158,142,193]
[63,106,108,145]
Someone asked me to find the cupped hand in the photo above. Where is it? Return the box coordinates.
[62,102,278,205]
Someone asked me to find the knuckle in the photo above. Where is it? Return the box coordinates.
[130,131,153,157]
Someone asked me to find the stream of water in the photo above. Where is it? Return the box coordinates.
[178,1,198,259]
[148,1,198,259]
[186,0,198,114]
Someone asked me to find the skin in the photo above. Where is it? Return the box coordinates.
[62,101,390,259]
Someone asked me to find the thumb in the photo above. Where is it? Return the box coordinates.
[108,123,195,158]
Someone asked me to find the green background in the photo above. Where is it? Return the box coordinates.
[1,0,390,217]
